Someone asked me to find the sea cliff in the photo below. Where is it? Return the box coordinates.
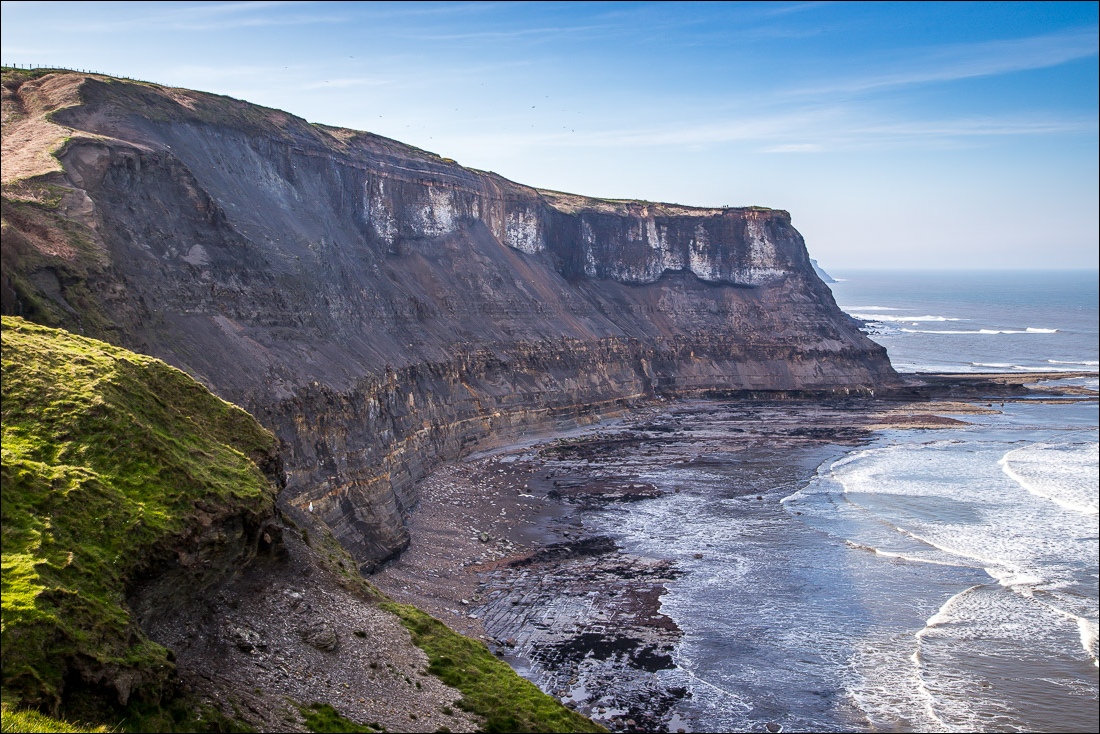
[2,69,897,570]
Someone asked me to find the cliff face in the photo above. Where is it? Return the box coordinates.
[2,70,897,569]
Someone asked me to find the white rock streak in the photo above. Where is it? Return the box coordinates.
[505,208,544,254]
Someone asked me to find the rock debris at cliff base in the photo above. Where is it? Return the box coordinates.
[371,400,876,732]
[370,381,1092,733]
[2,68,897,577]
[136,517,482,733]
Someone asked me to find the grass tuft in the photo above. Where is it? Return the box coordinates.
[0,701,108,733]
[298,702,377,733]
[379,602,604,733]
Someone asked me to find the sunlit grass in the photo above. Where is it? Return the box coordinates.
[380,602,604,733]
[1,316,278,716]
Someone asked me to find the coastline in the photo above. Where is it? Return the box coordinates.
[369,372,1097,732]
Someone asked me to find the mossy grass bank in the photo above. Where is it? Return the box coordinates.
[1,316,279,719]
[0,700,107,733]
[298,702,380,733]
[380,602,605,733]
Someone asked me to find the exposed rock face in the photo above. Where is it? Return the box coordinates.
[2,71,897,570]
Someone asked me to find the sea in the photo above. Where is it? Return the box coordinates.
[588,270,1099,732]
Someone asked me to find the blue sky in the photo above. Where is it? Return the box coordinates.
[2,1,1097,269]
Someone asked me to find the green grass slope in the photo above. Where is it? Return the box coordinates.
[382,602,605,733]
[1,316,279,715]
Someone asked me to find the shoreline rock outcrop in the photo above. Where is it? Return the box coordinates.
[2,68,897,570]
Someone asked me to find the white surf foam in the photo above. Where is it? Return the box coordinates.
[900,328,1059,335]
[908,585,985,731]
[999,443,1099,516]
[822,436,1099,683]
[909,581,1099,730]
[970,362,1065,372]
[850,313,964,323]
[1012,587,1100,667]
[826,439,1098,594]
[841,536,969,568]
[1077,616,1100,668]
[841,305,905,311]
[1048,359,1100,367]
[846,632,948,733]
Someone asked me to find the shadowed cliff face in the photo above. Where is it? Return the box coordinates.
[2,71,897,568]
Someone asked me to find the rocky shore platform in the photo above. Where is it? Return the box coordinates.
[371,372,1095,732]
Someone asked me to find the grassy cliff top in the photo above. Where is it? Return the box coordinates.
[2,67,779,216]
[1,316,279,714]
[535,187,786,218]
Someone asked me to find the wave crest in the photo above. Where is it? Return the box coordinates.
[999,443,1099,516]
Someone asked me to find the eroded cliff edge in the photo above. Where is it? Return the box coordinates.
[2,69,898,570]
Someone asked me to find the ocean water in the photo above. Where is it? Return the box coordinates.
[587,270,1099,732]
[829,269,1098,375]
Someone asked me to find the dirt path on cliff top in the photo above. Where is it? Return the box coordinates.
[1,72,87,183]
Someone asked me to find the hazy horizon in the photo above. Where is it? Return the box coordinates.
[2,1,1097,270]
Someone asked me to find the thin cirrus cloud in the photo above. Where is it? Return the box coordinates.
[300,78,394,91]
[756,119,1097,154]
[436,110,822,153]
[761,144,825,154]
[847,117,1096,138]
[58,1,347,33]
[396,23,621,43]
[788,27,1099,98]
[763,114,1097,153]
[439,107,1094,156]
[165,63,299,83]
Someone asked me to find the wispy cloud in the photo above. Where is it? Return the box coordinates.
[301,77,393,90]
[438,107,1096,157]
[165,63,296,81]
[847,117,1096,139]
[391,2,834,47]
[353,1,528,21]
[759,115,1098,153]
[59,1,347,32]
[398,23,617,43]
[762,143,825,153]
[789,27,1099,97]
[759,1,834,17]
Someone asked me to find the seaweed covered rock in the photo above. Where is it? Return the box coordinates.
[1,315,282,714]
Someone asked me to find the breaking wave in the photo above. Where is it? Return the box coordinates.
[999,443,1099,516]
[850,313,963,323]
[899,327,1059,335]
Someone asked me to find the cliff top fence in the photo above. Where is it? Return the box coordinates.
[2,63,147,83]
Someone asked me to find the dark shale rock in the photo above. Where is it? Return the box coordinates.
[227,624,266,654]
[2,71,899,570]
[297,619,339,652]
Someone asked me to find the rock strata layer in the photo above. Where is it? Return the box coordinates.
[1,70,897,569]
